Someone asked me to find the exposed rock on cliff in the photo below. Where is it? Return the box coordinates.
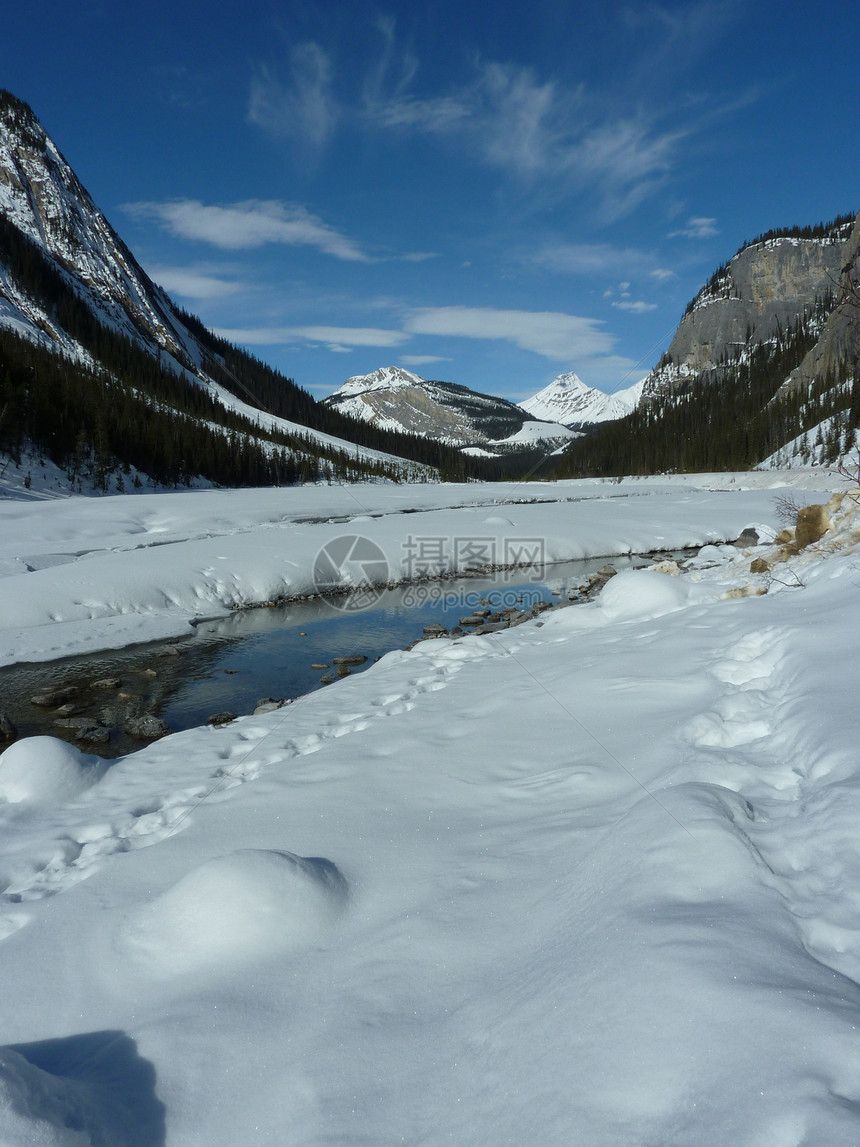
[643,219,854,399]
[777,214,860,396]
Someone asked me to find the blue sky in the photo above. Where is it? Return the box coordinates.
[2,1,857,401]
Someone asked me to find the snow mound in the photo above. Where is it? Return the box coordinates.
[118,849,348,978]
[0,738,104,807]
[687,543,740,570]
[598,569,690,621]
[0,1047,95,1147]
[0,1032,165,1147]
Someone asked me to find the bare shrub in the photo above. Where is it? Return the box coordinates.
[774,492,803,524]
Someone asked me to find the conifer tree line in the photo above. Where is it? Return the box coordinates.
[0,327,404,489]
[172,307,502,479]
[551,311,860,478]
[0,213,506,487]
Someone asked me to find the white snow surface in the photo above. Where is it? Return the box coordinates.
[4,472,860,1144]
[519,371,646,425]
[494,418,579,445]
[0,473,839,667]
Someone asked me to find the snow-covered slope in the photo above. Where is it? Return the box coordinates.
[325,365,577,453]
[519,371,645,425]
[4,476,860,1145]
[0,92,198,369]
[0,92,432,485]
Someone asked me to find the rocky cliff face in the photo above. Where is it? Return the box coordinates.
[777,214,860,396]
[0,90,197,368]
[643,220,853,399]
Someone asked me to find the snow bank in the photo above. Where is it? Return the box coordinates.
[0,1047,98,1147]
[598,568,690,620]
[117,849,348,981]
[0,737,103,807]
[2,478,860,1145]
[0,1032,165,1147]
[0,475,841,666]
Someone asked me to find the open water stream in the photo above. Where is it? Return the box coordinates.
[0,551,674,756]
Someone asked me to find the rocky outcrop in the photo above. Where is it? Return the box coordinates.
[0,90,196,366]
[643,220,854,399]
[777,212,860,395]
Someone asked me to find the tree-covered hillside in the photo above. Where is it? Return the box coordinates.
[0,213,509,487]
[552,312,860,478]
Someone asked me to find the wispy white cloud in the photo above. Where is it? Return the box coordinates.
[611,300,658,313]
[650,267,675,281]
[620,2,743,71]
[392,251,439,263]
[365,61,571,179]
[668,216,719,239]
[149,266,245,300]
[220,308,620,364]
[399,355,449,366]
[361,15,420,114]
[245,9,752,225]
[404,306,614,361]
[248,43,338,149]
[213,325,410,349]
[123,199,371,262]
[363,55,687,218]
[531,242,648,276]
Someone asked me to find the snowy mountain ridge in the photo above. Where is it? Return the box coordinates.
[519,371,646,426]
[337,365,426,397]
[0,91,197,370]
[324,366,578,454]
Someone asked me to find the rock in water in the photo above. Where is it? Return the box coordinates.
[123,715,171,740]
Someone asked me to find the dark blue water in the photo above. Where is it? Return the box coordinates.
[160,554,647,729]
[0,552,661,754]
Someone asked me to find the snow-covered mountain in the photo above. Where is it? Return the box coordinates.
[0,92,202,370]
[550,210,860,477]
[324,366,578,454]
[519,372,645,426]
[0,91,452,491]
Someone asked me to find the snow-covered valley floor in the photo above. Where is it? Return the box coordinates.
[3,471,860,1145]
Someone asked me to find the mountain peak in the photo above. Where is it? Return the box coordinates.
[519,373,644,426]
[335,366,426,397]
[324,364,578,453]
[551,371,588,391]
